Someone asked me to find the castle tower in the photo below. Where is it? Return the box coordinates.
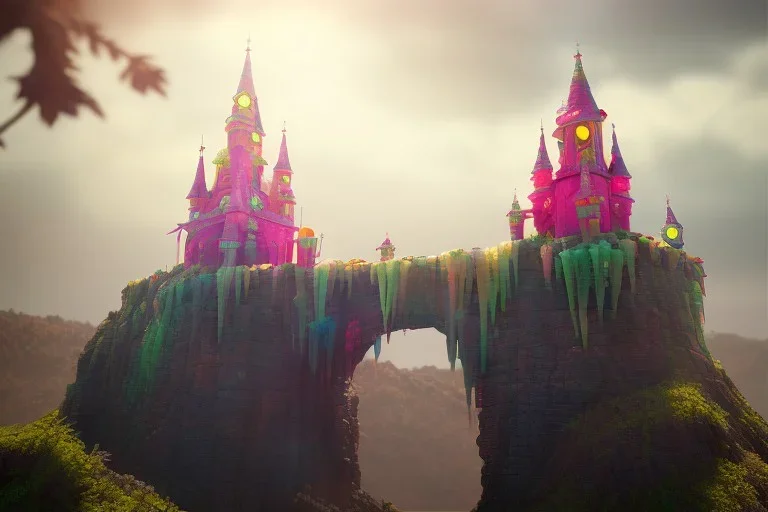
[608,124,634,231]
[506,192,526,241]
[268,124,297,222]
[527,122,555,236]
[551,48,611,238]
[376,234,395,262]
[186,140,209,220]
[661,197,684,249]
[220,38,267,193]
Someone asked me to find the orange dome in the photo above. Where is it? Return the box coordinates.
[298,227,315,238]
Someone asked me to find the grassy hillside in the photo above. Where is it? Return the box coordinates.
[0,411,182,511]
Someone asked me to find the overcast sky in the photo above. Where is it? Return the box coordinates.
[0,0,765,367]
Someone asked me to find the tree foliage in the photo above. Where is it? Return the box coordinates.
[0,0,166,148]
[0,411,182,511]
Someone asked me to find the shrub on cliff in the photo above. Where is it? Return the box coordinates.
[0,411,182,511]
[534,378,768,511]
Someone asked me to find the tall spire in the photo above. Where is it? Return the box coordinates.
[186,136,208,199]
[555,45,604,127]
[532,122,553,174]
[235,38,265,136]
[608,124,631,178]
[274,122,292,171]
[237,38,256,98]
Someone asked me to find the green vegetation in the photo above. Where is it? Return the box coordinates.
[538,381,768,512]
[0,411,182,511]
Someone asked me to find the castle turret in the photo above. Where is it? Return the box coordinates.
[550,48,612,238]
[268,124,297,221]
[527,122,555,236]
[186,140,209,220]
[661,197,684,249]
[608,124,634,231]
[376,234,395,262]
[506,192,527,241]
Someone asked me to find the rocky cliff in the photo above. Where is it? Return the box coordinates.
[60,234,768,511]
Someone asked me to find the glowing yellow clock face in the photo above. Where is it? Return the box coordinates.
[665,226,679,240]
[575,125,590,141]
[251,132,260,143]
[237,94,252,108]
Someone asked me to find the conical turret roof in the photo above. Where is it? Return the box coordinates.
[555,49,606,129]
[532,124,553,174]
[274,127,292,171]
[376,234,394,251]
[666,197,681,226]
[507,192,522,217]
[236,45,265,136]
[608,124,631,178]
[186,145,208,199]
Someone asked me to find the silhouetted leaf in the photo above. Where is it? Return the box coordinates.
[120,55,167,96]
[0,0,167,147]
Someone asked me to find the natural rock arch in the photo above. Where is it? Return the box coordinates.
[62,234,737,512]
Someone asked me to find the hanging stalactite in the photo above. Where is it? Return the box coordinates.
[384,259,401,341]
[498,242,511,308]
[473,248,490,373]
[559,249,579,339]
[541,243,553,289]
[619,239,637,293]
[294,265,309,354]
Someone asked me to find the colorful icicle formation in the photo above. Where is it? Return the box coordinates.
[556,239,636,348]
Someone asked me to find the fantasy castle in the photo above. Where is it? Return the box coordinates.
[507,48,637,242]
[169,42,321,269]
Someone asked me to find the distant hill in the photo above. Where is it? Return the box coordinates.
[706,332,768,417]
[0,310,765,510]
[0,310,95,425]
[353,360,482,511]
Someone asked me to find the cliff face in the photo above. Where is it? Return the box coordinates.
[61,235,768,511]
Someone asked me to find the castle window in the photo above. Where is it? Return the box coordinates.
[575,125,590,141]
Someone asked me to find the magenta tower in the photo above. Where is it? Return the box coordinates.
[522,48,634,239]
[169,42,304,268]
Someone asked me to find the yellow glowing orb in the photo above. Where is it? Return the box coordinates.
[237,94,252,108]
[298,227,315,238]
[251,132,260,143]
[665,226,679,240]
[575,125,590,141]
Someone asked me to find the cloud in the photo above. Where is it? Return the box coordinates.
[0,1,765,348]
[79,0,767,121]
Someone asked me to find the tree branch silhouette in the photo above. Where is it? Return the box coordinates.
[0,0,167,148]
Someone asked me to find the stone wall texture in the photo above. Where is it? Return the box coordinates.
[61,236,767,512]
